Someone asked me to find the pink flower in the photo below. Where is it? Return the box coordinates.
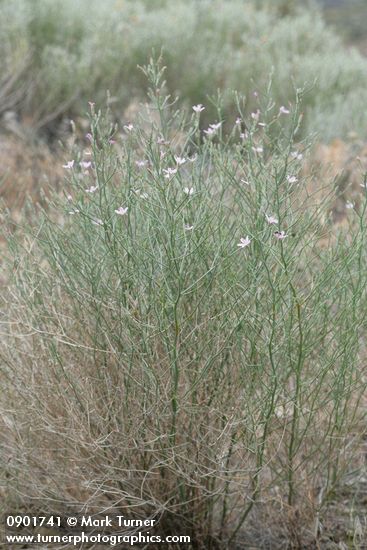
[193,104,205,113]
[174,156,186,165]
[266,214,278,225]
[109,139,116,145]
[80,161,92,169]
[237,236,251,249]
[62,160,74,169]
[251,110,260,121]
[274,231,287,240]
[184,187,194,196]
[123,124,134,132]
[86,133,93,142]
[235,117,242,125]
[115,206,129,216]
[85,185,98,193]
[204,122,222,136]
[279,106,290,115]
[163,167,177,178]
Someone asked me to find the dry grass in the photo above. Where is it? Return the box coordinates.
[0,134,63,212]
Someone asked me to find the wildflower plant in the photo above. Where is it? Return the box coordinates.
[1,60,367,547]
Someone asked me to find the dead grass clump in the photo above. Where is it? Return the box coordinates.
[0,134,64,213]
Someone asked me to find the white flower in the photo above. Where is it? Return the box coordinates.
[251,110,260,121]
[92,218,103,226]
[258,122,266,127]
[240,132,248,140]
[62,160,74,169]
[237,236,251,249]
[68,209,80,215]
[67,194,73,201]
[287,175,298,184]
[193,104,205,113]
[291,151,303,161]
[123,123,134,132]
[115,206,128,216]
[252,146,263,154]
[240,179,249,185]
[235,117,242,125]
[204,122,222,136]
[80,161,92,169]
[345,201,354,209]
[174,156,186,165]
[163,167,177,178]
[184,224,194,231]
[360,183,367,189]
[266,214,278,225]
[85,185,98,193]
[188,155,197,163]
[274,230,287,240]
[279,106,290,115]
[184,187,194,196]
[135,160,147,168]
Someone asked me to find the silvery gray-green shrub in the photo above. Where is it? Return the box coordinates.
[1,0,367,141]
